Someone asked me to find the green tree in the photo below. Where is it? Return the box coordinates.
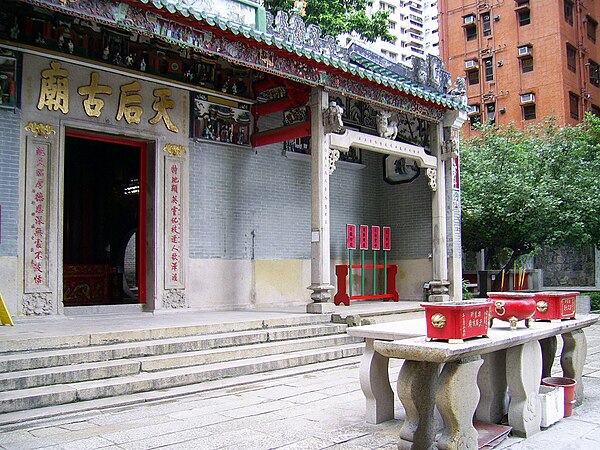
[264,0,394,43]
[460,114,600,284]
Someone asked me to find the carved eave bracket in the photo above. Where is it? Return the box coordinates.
[328,129,437,169]
[24,122,56,139]
[426,168,437,192]
[323,101,345,135]
[163,144,186,157]
[328,148,340,175]
[441,138,459,160]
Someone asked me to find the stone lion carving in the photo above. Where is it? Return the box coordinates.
[376,110,398,140]
[323,101,344,134]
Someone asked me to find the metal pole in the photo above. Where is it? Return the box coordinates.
[349,249,353,297]
[384,251,388,294]
[361,250,365,296]
[373,250,377,295]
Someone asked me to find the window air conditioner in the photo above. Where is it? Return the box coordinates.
[518,46,532,56]
[465,59,477,69]
[520,93,535,103]
[464,15,476,25]
[468,104,480,115]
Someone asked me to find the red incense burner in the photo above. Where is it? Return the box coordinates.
[533,291,578,321]
[421,301,490,343]
[488,292,536,330]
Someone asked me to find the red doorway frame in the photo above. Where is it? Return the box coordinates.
[65,129,147,304]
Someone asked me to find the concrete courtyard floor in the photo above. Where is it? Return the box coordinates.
[1,319,600,449]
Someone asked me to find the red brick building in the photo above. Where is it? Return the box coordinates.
[439,0,600,136]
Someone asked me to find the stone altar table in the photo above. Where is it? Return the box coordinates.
[347,315,598,450]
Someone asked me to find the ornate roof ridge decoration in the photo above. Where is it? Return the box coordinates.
[23,0,465,118]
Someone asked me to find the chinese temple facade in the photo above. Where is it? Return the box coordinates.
[0,0,466,317]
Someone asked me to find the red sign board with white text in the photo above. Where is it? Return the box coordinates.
[371,226,380,250]
[360,225,369,250]
[383,227,391,251]
[346,224,357,250]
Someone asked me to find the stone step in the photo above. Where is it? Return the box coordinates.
[0,334,361,391]
[0,323,348,373]
[0,314,333,353]
[0,342,364,413]
[0,355,363,428]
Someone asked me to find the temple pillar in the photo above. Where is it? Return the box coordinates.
[307,87,335,313]
[428,121,450,302]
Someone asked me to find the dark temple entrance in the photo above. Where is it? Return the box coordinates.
[63,131,147,306]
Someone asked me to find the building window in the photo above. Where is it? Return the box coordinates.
[483,57,494,81]
[591,104,600,117]
[465,25,477,41]
[523,104,536,120]
[517,9,531,26]
[485,103,496,124]
[482,13,492,36]
[566,44,577,72]
[521,56,534,73]
[468,70,480,85]
[564,0,574,26]
[587,16,598,43]
[569,92,579,120]
[590,60,600,87]
[389,21,396,30]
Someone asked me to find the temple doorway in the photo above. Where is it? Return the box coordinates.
[62,131,147,307]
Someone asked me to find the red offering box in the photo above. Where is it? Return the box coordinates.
[533,291,578,321]
[421,301,490,342]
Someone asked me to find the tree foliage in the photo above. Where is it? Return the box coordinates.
[264,0,394,43]
[461,114,600,271]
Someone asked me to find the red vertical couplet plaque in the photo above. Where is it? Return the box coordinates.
[359,225,369,250]
[346,224,357,250]
[383,227,391,251]
[371,226,380,251]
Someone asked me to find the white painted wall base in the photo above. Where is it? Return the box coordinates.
[187,258,312,310]
[0,257,18,317]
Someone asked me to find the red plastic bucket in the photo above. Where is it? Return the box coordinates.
[542,377,577,417]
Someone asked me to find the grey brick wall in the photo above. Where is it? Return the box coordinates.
[189,113,433,261]
[0,109,20,257]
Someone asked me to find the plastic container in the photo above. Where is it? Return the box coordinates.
[542,376,577,417]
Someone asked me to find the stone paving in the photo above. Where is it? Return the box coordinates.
[1,320,600,449]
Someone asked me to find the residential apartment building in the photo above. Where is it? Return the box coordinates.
[350,1,440,65]
[439,0,600,136]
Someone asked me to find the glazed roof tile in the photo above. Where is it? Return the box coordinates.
[140,0,465,110]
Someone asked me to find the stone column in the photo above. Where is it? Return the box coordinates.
[436,356,483,450]
[443,111,466,302]
[428,121,450,302]
[359,339,395,424]
[398,360,441,449]
[476,350,508,423]
[561,329,587,405]
[307,87,334,313]
[506,341,542,437]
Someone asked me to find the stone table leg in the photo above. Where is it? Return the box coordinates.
[476,350,507,424]
[436,356,483,450]
[561,329,587,406]
[359,339,394,424]
[540,336,558,379]
[397,360,440,450]
[506,340,542,437]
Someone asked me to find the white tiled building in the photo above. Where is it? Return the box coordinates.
[348,1,440,65]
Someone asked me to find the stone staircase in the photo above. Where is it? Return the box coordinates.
[0,315,363,422]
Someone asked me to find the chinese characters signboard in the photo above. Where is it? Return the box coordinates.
[165,157,183,288]
[371,226,380,251]
[24,139,50,292]
[359,225,369,250]
[32,57,183,134]
[346,224,356,250]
